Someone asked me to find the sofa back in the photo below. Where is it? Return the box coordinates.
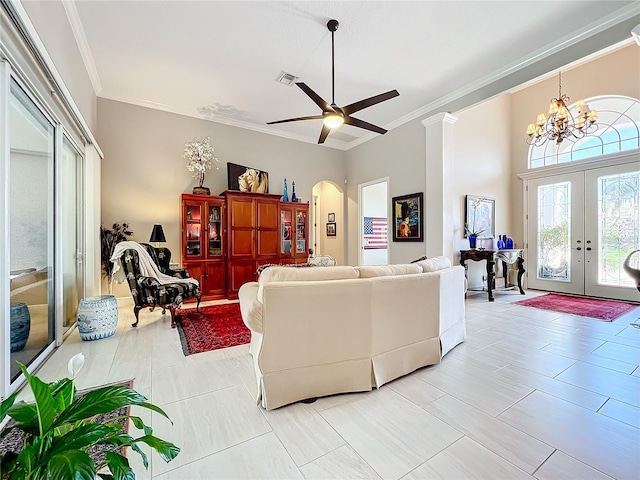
[257,265,359,302]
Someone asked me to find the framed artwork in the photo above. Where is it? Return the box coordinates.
[227,162,269,193]
[392,192,423,242]
[328,212,336,222]
[326,222,336,236]
[464,195,495,238]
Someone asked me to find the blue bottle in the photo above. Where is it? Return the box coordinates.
[291,181,297,203]
[282,178,289,202]
[497,237,504,250]
[506,236,514,249]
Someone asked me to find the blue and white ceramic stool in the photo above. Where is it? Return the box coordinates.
[10,302,31,352]
[77,295,119,341]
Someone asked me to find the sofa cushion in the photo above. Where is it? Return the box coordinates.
[358,263,422,278]
[415,256,452,273]
[257,265,360,302]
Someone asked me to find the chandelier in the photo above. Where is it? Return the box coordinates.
[526,72,597,146]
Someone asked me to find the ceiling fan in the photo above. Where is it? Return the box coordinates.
[267,19,399,144]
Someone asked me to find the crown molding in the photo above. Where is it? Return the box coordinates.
[62,0,102,95]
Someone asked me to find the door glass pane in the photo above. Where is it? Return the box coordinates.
[185,204,201,257]
[537,182,571,281]
[598,171,640,287]
[281,209,292,254]
[9,80,55,382]
[207,204,222,256]
[296,210,307,253]
[62,137,83,333]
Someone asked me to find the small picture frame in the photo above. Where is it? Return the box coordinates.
[326,222,336,237]
[328,212,336,222]
[392,192,424,242]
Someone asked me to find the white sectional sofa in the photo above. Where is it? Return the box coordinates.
[238,256,466,410]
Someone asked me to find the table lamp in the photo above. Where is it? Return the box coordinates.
[149,224,166,247]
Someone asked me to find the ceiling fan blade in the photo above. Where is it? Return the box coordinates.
[318,124,331,144]
[342,90,399,116]
[296,83,334,112]
[344,116,387,134]
[267,115,324,125]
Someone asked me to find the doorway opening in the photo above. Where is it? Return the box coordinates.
[311,181,344,265]
[359,178,389,266]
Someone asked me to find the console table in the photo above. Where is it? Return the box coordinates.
[460,249,525,301]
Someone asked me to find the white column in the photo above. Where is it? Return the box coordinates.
[422,113,458,260]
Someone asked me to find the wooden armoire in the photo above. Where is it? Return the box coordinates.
[180,191,309,300]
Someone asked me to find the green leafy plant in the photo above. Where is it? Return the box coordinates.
[464,223,484,237]
[0,354,179,479]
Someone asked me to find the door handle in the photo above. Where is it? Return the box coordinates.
[586,247,592,251]
[576,247,582,251]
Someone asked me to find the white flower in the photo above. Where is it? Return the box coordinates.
[183,136,220,180]
[67,353,85,379]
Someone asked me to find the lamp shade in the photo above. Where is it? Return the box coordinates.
[149,224,166,243]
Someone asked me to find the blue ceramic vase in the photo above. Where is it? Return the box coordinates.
[10,302,31,352]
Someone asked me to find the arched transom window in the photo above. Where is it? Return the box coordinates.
[528,95,640,169]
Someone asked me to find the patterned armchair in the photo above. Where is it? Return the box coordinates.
[118,246,200,328]
[140,243,189,278]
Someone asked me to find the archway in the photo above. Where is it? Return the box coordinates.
[311,181,345,265]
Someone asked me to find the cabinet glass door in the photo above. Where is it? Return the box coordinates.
[207,204,223,256]
[281,208,292,254]
[185,203,202,258]
[296,210,307,254]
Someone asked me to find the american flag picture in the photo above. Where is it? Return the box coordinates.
[363,217,388,249]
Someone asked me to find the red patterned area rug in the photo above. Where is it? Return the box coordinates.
[515,293,638,321]
[176,302,251,356]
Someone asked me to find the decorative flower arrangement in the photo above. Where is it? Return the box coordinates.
[183,136,220,188]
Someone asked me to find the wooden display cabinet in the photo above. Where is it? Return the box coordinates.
[181,194,226,300]
[280,202,309,264]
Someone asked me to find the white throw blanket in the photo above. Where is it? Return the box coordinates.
[110,241,199,287]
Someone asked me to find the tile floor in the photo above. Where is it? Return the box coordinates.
[20,290,640,479]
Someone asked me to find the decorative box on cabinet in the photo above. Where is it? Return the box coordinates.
[225,191,281,299]
[180,194,226,300]
[280,203,309,264]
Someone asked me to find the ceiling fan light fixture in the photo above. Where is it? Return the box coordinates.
[323,112,344,129]
[267,19,399,144]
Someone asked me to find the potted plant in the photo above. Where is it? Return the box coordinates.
[0,354,179,479]
[183,136,220,195]
[100,223,133,293]
[464,223,484,249]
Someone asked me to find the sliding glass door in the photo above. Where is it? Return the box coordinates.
[61,136,84,334]
[8,79,56,382]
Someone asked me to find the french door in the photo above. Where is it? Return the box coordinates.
[526,160,639,301]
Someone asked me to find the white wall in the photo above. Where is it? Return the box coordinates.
[346,119,426,265]
[453,95,512,287]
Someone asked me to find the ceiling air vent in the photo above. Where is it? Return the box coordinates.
[275,71,299,86]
